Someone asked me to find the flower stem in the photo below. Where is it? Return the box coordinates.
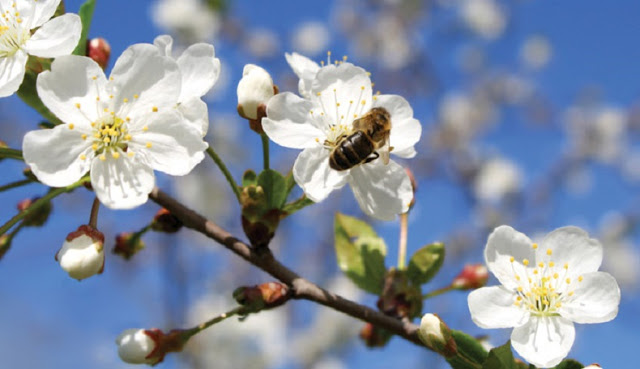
[181,306,247,341]
[0,148,23,161]
[397,212,408,269]
[261,134,270,170]
[423,285,455,300]
[206,146,241,203]
[0,176,88,237]
[0,178,35,193]
[88,197,100,228]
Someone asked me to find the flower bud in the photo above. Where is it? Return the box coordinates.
[237,64,276,121]
[151,208,183,233]
[583,365,602,369]
[116,329,160,365]
[113,232,145,260]
[56,225,105,281]
[418,313,457,357]
[359,323,391,348]
[233,282,290,311]
[405,167,417,210]
[17,197,52,227]
[452,263,489,290]
[0,234,12,260]
[0,139,6,162]
[86,37,111,70]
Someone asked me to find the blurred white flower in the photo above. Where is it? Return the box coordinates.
[435,93,497,148]
[473,158,522,202]
[564,105,627,163]
[461,0,506,40]
[520,35,552,69]
[151,0,220,42]
[292,21,330,56]
[245,28,280,59]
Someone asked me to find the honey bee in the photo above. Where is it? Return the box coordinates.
[328,107,392,171]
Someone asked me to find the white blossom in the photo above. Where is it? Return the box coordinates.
[461,0,506,40]
[153,34,220,135]
[115,329,158,365]
[292,21,330,57]
[22,44,208,209]
[0,0,81,97]
[263,56,421,220]
[237,64,274,120]
[521,35,552,69]
[468,226,621,368]
[56,225,104,281]
[473,158,523,202]
[151,0,220,42]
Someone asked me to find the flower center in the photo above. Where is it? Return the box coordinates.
[89,113,132,160]
[0,5,29,58]
[509,243,584,317]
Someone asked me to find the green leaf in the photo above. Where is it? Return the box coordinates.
[72,0,97,56]
[282,196,314,215]
[284,170,296,196]
[451,330,488,365]
[257,169,287,209]
[16,65,62,126]
[334,215,387,294]
[483,341,515,369]
[335,213,378,240]
[242,170,258,187]
[406,242,445,285]
[551,359,583,369]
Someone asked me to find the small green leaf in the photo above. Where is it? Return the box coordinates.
[483,341,515,369]
[335,213,378,240]
[451,330,489,365]
[73,0,97,56]
[242,170,258,187]
[257,169,287,209]
[407,242,445,285]
[551,359,583,369]
[282,196,314,215]
[334,215,387,294]
[284,170,296,195]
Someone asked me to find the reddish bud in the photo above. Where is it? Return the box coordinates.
[359,323,391,348]
[452,263,489,290]
[113,232,146,260]
[17,197,52,227]
[405,167,417,209]
[233,282,290,311]
[116,328,186,365]
[86,37,111,70]
[151,208,183,233]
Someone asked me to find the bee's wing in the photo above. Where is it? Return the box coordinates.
[379,132,391,165]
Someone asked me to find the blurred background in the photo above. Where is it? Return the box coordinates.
[1,0,639,367]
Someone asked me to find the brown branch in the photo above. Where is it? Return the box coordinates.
[149,187,428,349]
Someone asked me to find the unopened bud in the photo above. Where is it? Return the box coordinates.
[113,232,145,260]
[87,37,111,70]
[359,323,391,348]
[151,208,183,233]
[22,167,38,181]
[452,264,489,290]
[0,234,12,260]
[233,282,289,311]
[418,313,456,357]
[56,225,105,281]
[237,64,275,122]
[17,197,52,227]
[116,328,186,366]
[583,365,602,369]
[0,139,6,163]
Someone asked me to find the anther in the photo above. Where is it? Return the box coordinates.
[145,142,152,148]
[522,259,529,266]
[532,243,538,249]
[99,154,106,161]
[68,124,74,130]
[546,249,552,256]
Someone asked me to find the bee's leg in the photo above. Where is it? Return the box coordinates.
[364,151,379,164]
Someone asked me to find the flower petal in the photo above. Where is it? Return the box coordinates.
[348,160,413,220]
[178,97,209,136]
[110,44,180,121]
[541,226,603,276]
[22,0,60,28]
[560,271,620,324]
[311,63,372,126]
[129,110,207,176]
[90,156,155,209]
[293,146,348,202]
[511,316,575,368]
[0,49,27,98]
[22,124,93,187]
[285,52,320,98]
[176,43,220,101]
[263,92,325,149]
[468,286,530,329]
[484,225,537,290]
[374,94,422,158]
[23,14,81,58]
[36,55,107,125]
[153,34,173,57]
